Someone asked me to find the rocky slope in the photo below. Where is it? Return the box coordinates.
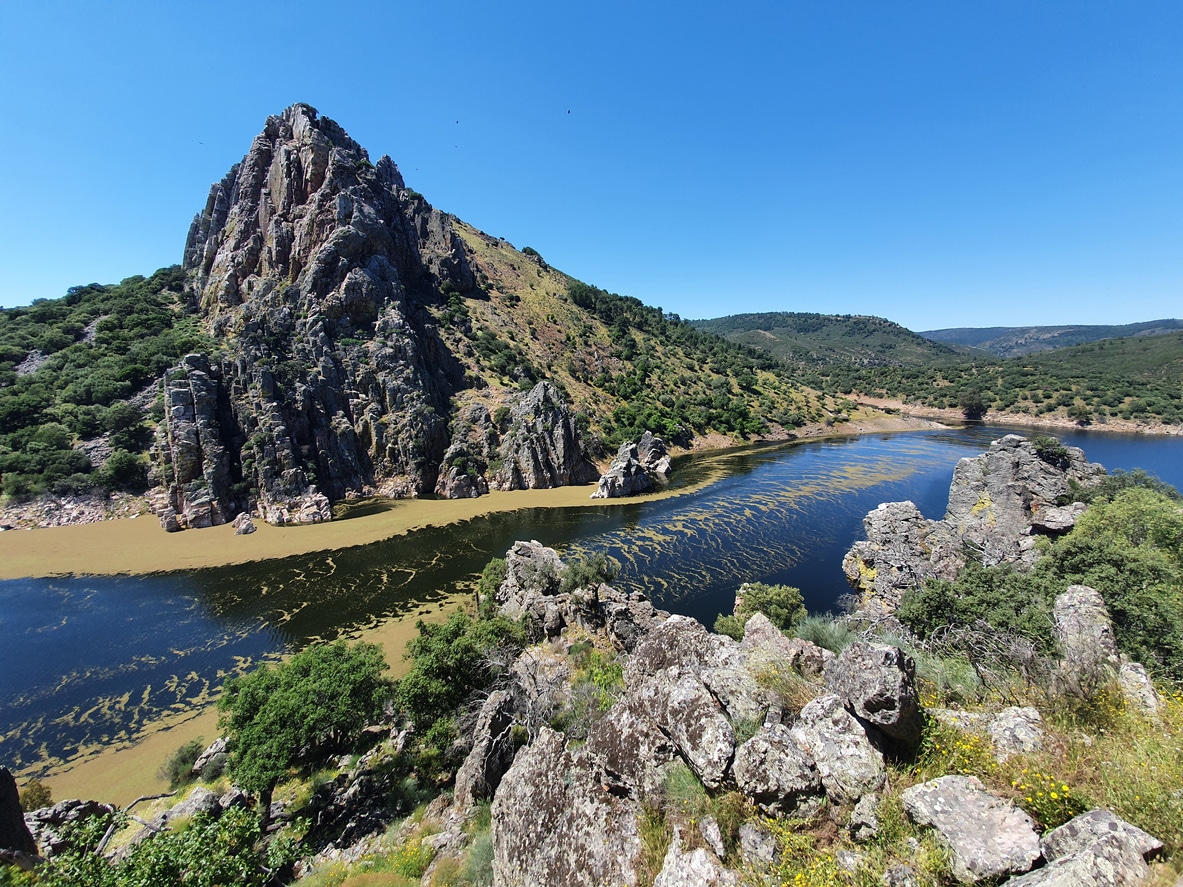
[149,103,813,529]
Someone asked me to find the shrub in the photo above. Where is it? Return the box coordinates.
[18,778,51,812]
[558,553,618,594]
[158,739,205,790]
[713,582,806,640]
[219,641,391,814]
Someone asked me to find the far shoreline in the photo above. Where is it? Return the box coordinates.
[0,413,942,581]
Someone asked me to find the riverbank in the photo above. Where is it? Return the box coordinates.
[0,413,940,580]
[22,596,464,807]
[856,396,1183,437]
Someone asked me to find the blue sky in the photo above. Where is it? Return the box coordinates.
[0,2,1179,330]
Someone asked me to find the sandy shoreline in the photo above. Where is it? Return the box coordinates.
[0,413,942,581]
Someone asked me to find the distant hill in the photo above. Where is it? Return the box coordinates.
[920,320,1183,357]
[823,329,1183,427]
[692,312,969,368]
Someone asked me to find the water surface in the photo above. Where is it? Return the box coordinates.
[2,425,1179,773]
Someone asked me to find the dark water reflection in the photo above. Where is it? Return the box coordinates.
[1,425,1180,771]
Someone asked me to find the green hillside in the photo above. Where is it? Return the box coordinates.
[830,330,1183,426]
[921,319,1183,357]
[0,268,211,499]
[693,311,968,367]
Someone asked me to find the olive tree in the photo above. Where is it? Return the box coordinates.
[218,640,391,822]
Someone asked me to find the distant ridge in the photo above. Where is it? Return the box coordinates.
[692,311,967,367]
[920,319,1183,358]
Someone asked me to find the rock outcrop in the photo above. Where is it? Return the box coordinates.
[901,775,1041,883]
[844,434,1104,613]
[489,382,598,492]
[491,728,642,887]
[591,431,671,499]
[0,769,37,859]
[155,105,598,528]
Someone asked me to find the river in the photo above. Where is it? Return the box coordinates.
[1,424,1180,776]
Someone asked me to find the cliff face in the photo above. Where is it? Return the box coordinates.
[156,104,594,527]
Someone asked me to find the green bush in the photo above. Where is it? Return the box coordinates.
[714,581,806,640]
[158,739,204,790]
[18,778,52,813]
[394,609,524,771]
[219,640,391,811]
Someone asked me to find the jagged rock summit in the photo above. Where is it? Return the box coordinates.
[155,104,596,528]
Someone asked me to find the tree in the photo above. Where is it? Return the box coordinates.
[218,640,391,822]
[959,388,987,421]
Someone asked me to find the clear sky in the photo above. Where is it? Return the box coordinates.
[0,2,1179,330]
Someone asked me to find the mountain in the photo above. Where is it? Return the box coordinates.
[692,312,971,367]
[920,320,1183,357]
[149,104,815,528]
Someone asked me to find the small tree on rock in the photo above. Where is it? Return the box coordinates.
[218,640,391,824]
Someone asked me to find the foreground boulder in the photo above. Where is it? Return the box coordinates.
[789,695,885,805]
[901,775,1040,883]
[825,641,922,751]
[732,723,822,814]
[491,728,641,887]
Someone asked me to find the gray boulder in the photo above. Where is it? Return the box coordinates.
[637,431,672,476]
[24,799,117,857]
[825,641,922,751]
[987,707,1044,762]
[848,793,880,843]
[633,668,735,790]
[653,832,739,887]
[1040,809,1163,863]
[732,723,822,814]
[232,513,256,535]
[740,612,834,676]
[1054,584,1121,691]
[738,821,779,867]
[584,695,677,798]
[900,775,1040,883]
[497,540,566,615]
[1005,832,1148,886]
[591,442,653,499]
[190,736,229,777]
[453,690,518,811]
[1119,662,1161,717]
[491,728,641,887]
[943,434,1104,568]
[789,694,885,805]
[844,435,1105,614]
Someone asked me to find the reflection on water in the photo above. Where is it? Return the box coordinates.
[1,425,1180,773]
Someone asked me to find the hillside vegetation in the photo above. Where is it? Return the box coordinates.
[450,231,814,445]
[921,318,1183,357]
[0,268,210,500]
[693,311,969,368]
[830,330,1183,426]
[698,311,1183,428]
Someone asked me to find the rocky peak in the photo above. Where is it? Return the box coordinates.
[155,105,607,527]
[183,102,472,329]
